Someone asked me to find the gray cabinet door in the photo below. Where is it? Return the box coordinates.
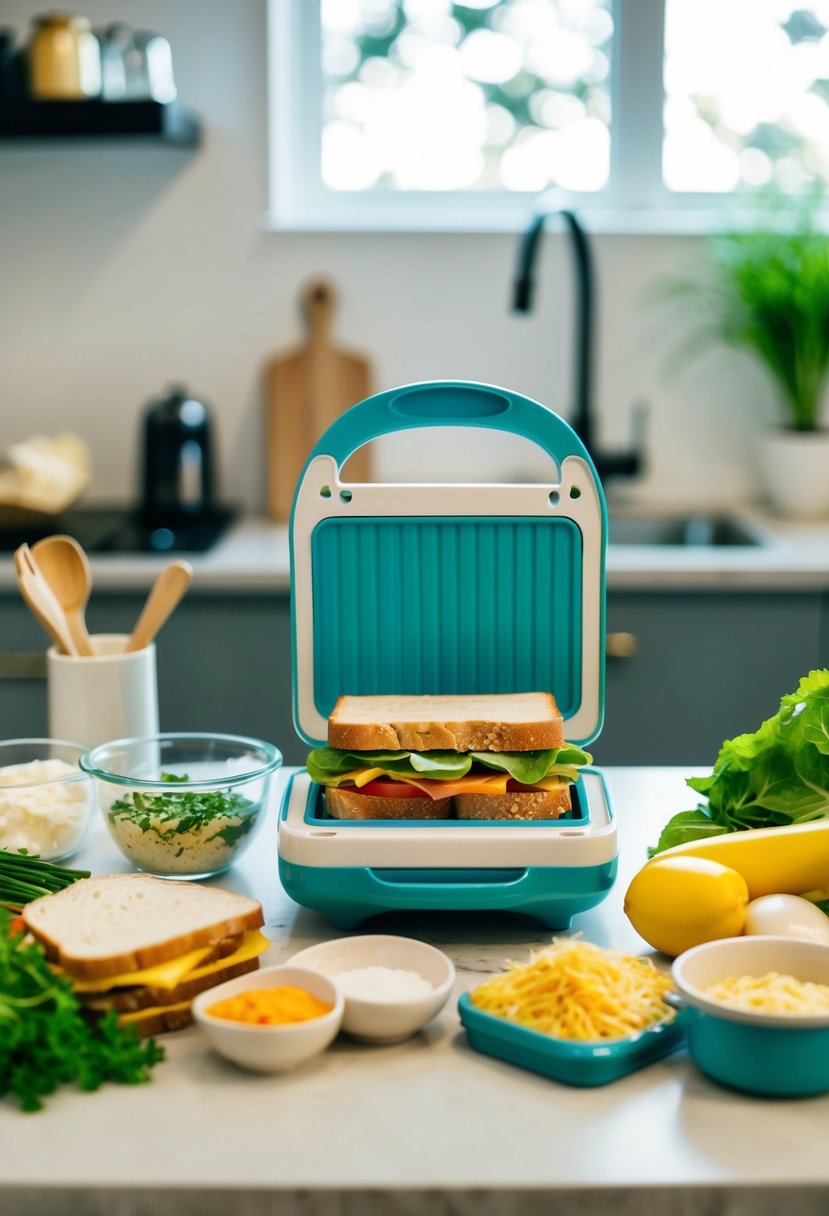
[596,591,823,767]
[0,592,306,766]
[1,588,823,769]
[0,599,51,738]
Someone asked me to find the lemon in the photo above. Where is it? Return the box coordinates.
[623,855,749,957]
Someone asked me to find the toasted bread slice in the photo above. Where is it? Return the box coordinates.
[326,787,453,821]
[119,1000,195,1037]
[23,874,264,981]
[186,932,244,969]
[455,785,572,821]
[81,955,262,1013]
[328,692,564,753]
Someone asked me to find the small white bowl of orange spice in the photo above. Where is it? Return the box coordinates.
[192,964,344,1073]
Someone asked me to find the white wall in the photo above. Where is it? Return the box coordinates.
[0,0,781,513]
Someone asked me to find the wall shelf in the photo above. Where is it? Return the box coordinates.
[0,99,200,147]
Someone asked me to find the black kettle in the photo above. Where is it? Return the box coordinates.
[138,385,216,527]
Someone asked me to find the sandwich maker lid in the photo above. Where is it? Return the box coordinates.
[289,380,607,750]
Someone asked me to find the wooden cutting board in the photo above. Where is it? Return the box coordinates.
[265,280,373,521]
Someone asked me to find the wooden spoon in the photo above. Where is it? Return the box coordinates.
[31,534,95,657]
[127,560,193,653]
[14,543,79,656]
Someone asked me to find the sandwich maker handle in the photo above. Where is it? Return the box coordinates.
[305,380,594,472]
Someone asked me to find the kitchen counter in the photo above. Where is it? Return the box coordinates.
[1,507,827,765]
[607,507,829,589]
[2,507,829,594]
[2,766,827,1216]
[0,518,293,595]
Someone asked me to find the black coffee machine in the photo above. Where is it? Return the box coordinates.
[137,385,233,551]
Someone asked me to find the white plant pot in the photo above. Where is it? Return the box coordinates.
[758,429,829,520]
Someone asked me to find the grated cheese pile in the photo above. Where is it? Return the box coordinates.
[470,937,674,1042]
[705,972,829,1016]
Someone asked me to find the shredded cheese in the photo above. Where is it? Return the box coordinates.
[705,972,829,1016]
[469,937,674,1041]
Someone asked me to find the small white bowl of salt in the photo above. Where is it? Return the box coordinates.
[287,934,455,1043]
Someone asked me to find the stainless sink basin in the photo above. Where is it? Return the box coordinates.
[608,512,764,547]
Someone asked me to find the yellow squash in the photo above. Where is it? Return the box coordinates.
[624,855,749,958]
[652,819,829,900]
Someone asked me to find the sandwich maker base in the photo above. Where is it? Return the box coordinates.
[277,380,615,930]
[279,769,617,930]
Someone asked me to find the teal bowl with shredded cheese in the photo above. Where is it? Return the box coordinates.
[672,936,829,1097]
[80,732,282,879]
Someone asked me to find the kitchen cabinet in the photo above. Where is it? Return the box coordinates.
[1,587,826,768]
[595,590,824,767]
[0,592,301,761]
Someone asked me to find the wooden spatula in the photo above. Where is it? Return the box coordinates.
[126,560,193,653]
[14,543,79,656]
[265,279,372,521]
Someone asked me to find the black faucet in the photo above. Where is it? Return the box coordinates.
[512,206,646,482]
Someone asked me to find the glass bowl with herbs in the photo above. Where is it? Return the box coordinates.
[80,733,282,879]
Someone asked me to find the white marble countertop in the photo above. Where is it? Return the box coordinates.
[2,766,827,1216]
[2,507,829,595]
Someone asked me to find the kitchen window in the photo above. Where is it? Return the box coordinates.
[267,0,829,232]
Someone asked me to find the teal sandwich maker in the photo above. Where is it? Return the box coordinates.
[277,379,616,929]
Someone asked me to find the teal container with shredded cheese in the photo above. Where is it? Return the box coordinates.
[458,937,686,1086]
[457,992,686,1086]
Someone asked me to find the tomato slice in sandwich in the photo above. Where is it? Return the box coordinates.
[353,779,430,799]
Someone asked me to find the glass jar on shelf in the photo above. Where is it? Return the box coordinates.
[28,14,101,100]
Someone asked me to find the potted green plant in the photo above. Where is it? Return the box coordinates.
[669,194,829,518]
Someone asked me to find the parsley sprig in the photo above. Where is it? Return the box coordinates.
[109,772,256,847]
[0,911,164,1112]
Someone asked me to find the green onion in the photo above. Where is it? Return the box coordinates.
[0,849,89,908]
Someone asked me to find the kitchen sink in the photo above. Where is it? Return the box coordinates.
[607,512,764,547]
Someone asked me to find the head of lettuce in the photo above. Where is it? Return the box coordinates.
[650,669,829,855]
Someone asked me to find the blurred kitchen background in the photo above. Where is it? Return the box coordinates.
[2,0,829,765]
[1,0,799,505]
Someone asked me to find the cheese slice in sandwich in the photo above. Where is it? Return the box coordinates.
[306,692,592,822]
[72,930,270,994]
[80,939,268,1018]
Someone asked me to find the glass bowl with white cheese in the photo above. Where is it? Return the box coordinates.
[0,738,95,861]
[81,732,282,879]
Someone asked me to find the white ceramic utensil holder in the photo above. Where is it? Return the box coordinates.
[47,634,159,749]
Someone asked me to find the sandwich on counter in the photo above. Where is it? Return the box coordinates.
[307,692,591,821]
[22,874,270,1035]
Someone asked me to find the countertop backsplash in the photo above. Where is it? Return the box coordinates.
[2,511,829,595]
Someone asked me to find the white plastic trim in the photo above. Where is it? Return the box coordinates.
[279,769,617,869]
[292,453,604,745]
